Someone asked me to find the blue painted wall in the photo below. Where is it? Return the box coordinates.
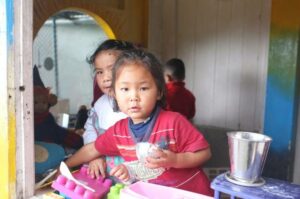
[263,0,300,180]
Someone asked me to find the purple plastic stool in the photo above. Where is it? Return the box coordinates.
[211,173,300,199]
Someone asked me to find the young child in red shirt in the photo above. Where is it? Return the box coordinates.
[164,58,196,120]
[64,49,213,196]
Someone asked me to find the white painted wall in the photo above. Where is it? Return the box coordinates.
[149,0,271,132]
[33,20,108,114]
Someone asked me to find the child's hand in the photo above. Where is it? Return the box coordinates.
[109,164,130,182]
[74,129,85,136]
[87,157,106,179]
[145,149,177,169]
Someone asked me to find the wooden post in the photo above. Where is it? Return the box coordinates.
[0,0,34,198]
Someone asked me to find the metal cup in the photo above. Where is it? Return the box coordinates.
[227,131,272,183]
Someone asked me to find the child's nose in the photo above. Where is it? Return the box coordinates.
[103,78,111,83]
[130,91,139,101]
[103,71,112,82]
[130,97,138,102]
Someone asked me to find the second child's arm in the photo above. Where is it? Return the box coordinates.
[65,142,101,168]
[146,147,211,169]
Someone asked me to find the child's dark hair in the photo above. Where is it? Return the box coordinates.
[87,39,135,65]
[165,58,185,81]
[112,49,166,110]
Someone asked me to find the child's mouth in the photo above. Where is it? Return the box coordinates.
[103,87,111,92]
[130,106,140,112]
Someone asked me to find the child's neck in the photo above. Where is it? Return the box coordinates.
[131,105,158,124]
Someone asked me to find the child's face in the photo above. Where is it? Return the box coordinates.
[34,94,49,114]
[114,63,161,124]
[94,50,119,96]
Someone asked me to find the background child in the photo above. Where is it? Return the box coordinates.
[65,49,213,196]
[164,58,196,120]
[83,39,135,179]
[33,66,83,150]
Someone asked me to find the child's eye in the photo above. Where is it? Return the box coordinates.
[94,70,103,76]
[120,88,128,92]
[140,87,149,91]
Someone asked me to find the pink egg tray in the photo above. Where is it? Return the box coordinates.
[52,166,112,199]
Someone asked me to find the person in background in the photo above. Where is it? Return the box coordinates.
[33,65,83,150]
[83,39,136,179]
[164,58,196,120]
[64,49,213,196]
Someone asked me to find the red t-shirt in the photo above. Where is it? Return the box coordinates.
[95,110,213,196]
[165,81,196,119]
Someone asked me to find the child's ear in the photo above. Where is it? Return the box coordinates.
[46,87,57,106]
[157,91,163,100]
[48,94,57,106]
[165,74,173,82]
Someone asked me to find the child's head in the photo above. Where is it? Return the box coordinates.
[112,49,166,124]
[164,58,185,83]
[87,39,135,96]
[34,86,57,114]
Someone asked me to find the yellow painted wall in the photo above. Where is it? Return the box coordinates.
[271,0,300,29]
[33,0,148,47]
[0,112,16,199]
[0,105,12,198]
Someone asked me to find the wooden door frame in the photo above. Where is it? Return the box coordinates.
[0,0,35,198]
